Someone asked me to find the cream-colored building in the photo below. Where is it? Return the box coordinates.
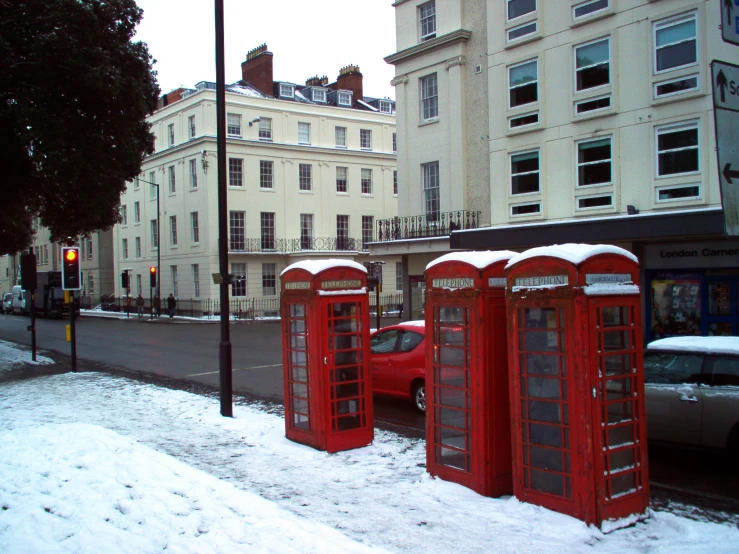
[1,221,114,301]
[115,46,401,305]
[381,0,739,337]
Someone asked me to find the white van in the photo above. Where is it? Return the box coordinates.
[11,285,27,315]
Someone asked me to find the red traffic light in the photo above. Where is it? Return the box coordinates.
[65,249,78,262]
[149,266,156,274]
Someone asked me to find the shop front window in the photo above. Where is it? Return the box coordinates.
[650,274,701,338]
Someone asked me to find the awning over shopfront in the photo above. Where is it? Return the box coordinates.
[450,208,725,250]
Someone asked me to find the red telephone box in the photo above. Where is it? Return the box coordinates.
[424,251,516,496]
[280,260,374,453]
[505,244,649,529]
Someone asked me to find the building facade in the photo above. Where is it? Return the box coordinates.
[381,0,739,338]
[115,46,400,307]
[1,221,114,301]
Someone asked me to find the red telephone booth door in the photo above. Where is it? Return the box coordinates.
[322,297,372,453]
[588,299,649,522]
[283,301,316,443]
[513,301,579,504]
[428,301,475,474]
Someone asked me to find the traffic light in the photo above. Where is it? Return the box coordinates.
[20,253,37,291]
[61,247,81,290]
[121,271,129,289]
[149,266,157,289]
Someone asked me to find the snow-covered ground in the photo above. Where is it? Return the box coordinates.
[1,339,738,553]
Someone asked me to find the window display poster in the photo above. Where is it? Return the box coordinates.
[651,278,701,338]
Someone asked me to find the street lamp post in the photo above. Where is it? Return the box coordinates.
[136,178,160,301]
[215,0,233,417]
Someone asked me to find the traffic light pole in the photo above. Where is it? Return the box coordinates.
[70,291,76,371]
[30,292,37,362]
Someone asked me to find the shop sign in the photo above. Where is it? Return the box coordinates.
[321,279,362,290]
[488,277,507,288]
[645,241,739,269]
[432,277,474,289]
[514,275,568,287]
[285,281,310,290]
[585,274,632,285]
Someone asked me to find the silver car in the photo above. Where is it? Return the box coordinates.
[644,337,739,460]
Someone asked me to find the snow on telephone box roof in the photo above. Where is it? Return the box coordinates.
[426,250,518,271]
[281,259,368,277]
[506,243,638,269]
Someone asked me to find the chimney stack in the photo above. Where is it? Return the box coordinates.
[305,75,329,87]
[334,65,363,108]
[241,44,273,97]
[157,88,188,110]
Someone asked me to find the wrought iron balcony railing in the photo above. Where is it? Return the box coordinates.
[228,236,366,253]
[375,210,481,242]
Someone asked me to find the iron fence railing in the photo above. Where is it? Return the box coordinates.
[81,293,405,320]
[375,210,481,242]
[228,236,366,253]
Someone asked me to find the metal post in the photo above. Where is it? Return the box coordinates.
[70,291,76,371]
[30,291,36,362]
[126,271,130,318]
[376,287,381,331]
[156,186,161,302]
[215,0,233,417]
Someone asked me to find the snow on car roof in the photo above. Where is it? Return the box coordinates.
[281,259,367,277]
[506,244,637,268]
[426,251,517,271]
[399,320,425,328]
[647,336,739,355]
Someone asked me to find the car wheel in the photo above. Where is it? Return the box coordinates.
[412,381,426,414]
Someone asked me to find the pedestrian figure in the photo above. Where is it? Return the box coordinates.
[153,295,160,317]
[167,294,176,319]
[136,294,145,318]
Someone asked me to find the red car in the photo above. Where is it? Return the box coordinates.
[369,321,426,413]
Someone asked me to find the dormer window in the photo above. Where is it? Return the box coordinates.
[338,91,352,106]
[379,100,393,113]
[312,88,326,103]
[279,83,295,98]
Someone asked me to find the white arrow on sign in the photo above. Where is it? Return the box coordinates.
[712,61,739,112]
[722,0,739,47]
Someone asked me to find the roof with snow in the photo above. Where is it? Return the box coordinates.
[427,251,517,271]
[281,259,368,277]
[506,244,638,268]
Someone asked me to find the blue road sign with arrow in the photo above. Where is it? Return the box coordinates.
[723,0,739,46]
[712,60,739,235]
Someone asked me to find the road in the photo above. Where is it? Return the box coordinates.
[0,312,736,521]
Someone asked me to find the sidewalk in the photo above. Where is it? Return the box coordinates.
[1,339,738,553]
